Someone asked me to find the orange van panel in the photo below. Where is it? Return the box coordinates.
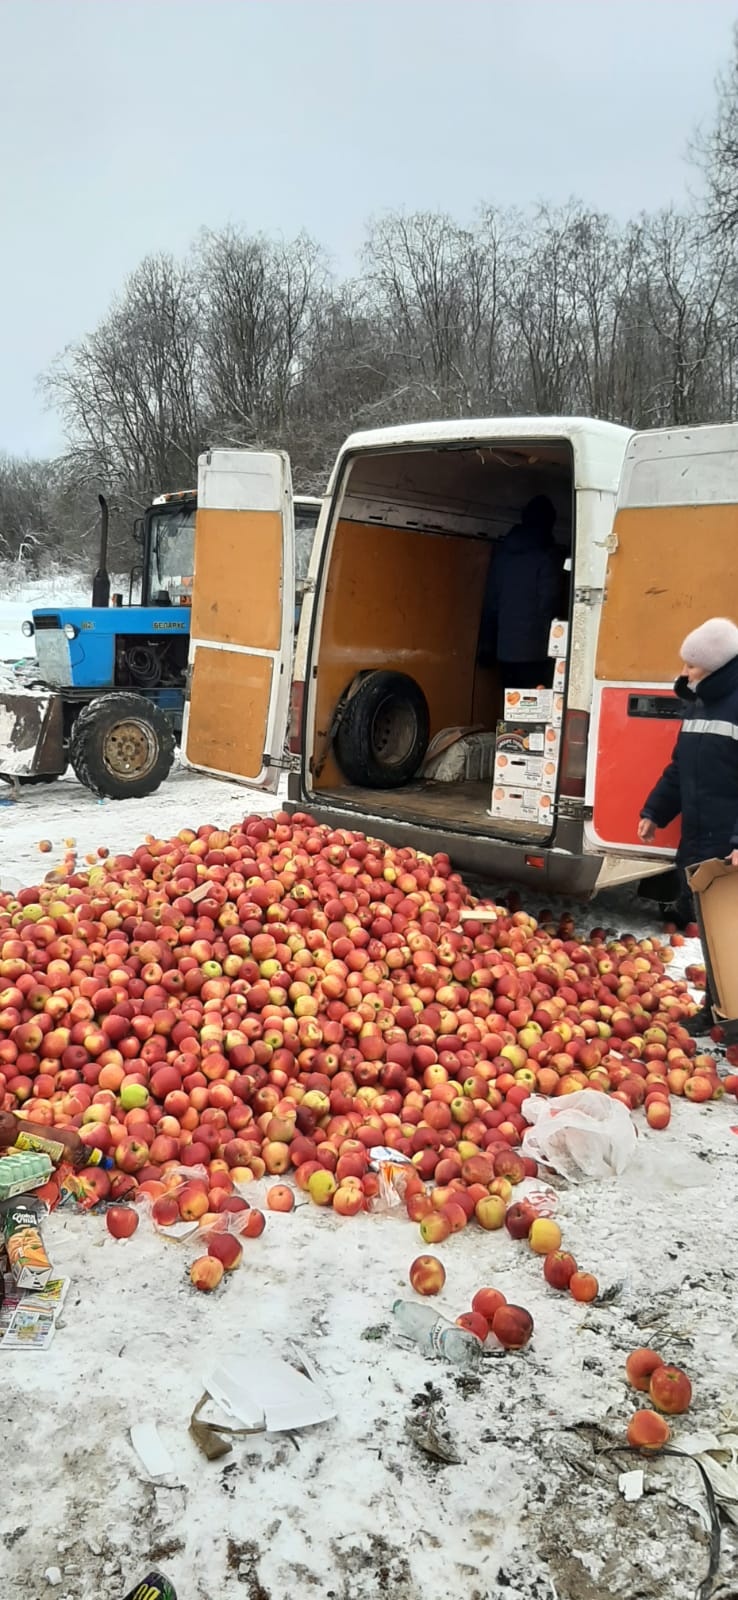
[597,505,738,682]
[187,648,273,778]
[591,687,682,851]
[191,508,283,651]
[313,520,491,787]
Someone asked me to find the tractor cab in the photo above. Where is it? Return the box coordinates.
[139,490,197,607]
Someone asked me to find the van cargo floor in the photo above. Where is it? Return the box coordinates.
[314,780,551,843]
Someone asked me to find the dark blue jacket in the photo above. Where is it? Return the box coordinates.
[642,655,738,865]
[480,525,563,662]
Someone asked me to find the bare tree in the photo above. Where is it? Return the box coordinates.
[197,228,326,445]
[693,21,738,238]
[637,209,728,424]
[45,254,204,501]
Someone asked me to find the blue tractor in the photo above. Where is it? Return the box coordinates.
[1,490,321,800]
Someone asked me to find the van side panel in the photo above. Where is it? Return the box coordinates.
[312,519,492,788]
[596,504,738,681]
[586,424,738,856]
[589,684,682,852]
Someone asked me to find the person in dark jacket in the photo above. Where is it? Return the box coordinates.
[478,495,563,689]
[638,616,738,1034]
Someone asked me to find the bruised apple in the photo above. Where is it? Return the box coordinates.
[456,1311,489,1342]
[471,1287,506,1325]
[625,1348,664,1393]
[543,1250,577,1290]
[649,1365,692,1415]
[627,1410,670,1451]
[492,1303,533,1349]
[190,1256,224,1291]
[409,1254,446,1296]
[207,1233,243,1271]
[505,1202,535,1240]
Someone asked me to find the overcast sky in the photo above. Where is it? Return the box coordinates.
[0,0,735,458]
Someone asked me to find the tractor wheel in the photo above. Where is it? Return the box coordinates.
[70,694,175,800]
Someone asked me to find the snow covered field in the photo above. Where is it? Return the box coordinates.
[1,601,738,1600]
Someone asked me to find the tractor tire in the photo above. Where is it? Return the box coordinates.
[333,670,430,788]
[70,693,175,800]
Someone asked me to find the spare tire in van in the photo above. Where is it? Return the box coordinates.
[333,670,430,788]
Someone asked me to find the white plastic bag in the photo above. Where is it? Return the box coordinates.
[521,1089,637,1182]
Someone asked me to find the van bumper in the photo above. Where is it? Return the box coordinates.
[286,775,601,898]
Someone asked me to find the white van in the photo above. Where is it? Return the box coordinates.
[182,418,738,898]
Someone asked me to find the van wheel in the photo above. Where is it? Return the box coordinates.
[333,671,430,788]
[70,693,175,800]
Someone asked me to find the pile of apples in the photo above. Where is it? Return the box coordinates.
[625,1346,693,1452]
[409,1255,534,1349]
[0,812,732,1235]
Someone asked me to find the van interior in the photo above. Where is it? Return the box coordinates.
[306,440,574,840]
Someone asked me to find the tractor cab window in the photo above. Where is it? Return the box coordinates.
[146,505,196,605]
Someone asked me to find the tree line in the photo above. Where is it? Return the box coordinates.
[4,24,738,572]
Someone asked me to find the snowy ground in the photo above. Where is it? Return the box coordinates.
[2,605,738,1600]
[2,767,737,1600]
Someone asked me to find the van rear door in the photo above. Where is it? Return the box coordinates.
[585,424,738,855]
[182,449,294,789]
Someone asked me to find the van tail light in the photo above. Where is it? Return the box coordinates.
[559,709,589,798]
[289,679,305,754]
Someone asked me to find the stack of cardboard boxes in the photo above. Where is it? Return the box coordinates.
[489,619,568,825]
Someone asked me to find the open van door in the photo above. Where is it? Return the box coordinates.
[585,423,738,855]
[182,449,294,789]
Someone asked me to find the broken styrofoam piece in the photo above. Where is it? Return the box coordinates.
[130,1422,178,1481]
[618,1468,644,1503]
[203,1353,335,1434]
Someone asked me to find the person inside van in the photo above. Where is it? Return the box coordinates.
[478,495,563,689]
[638,616,738,1035]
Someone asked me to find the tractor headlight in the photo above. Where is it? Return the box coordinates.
[63,623,78,641]
[21,620,34,638]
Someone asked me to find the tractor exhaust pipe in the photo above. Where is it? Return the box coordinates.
[92,494,111,608]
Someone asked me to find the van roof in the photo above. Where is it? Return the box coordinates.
[329,415,633,494]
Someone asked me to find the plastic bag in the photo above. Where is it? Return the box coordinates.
[521,1089,637,1182]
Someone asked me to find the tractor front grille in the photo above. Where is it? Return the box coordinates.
[34,614,61,630]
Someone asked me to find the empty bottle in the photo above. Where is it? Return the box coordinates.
[121,1573,177,1600]
[0,1111,110,1170]
[392,1299,483,1371]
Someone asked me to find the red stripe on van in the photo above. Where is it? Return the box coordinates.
[559,709,589,798]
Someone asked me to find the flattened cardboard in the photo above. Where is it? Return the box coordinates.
[687,858,738,1037]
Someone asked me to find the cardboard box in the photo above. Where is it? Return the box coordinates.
[493,751,559,793]
[495,720,547,756]
[550,692,564,728]
[548,619,569,658]
[489,786,555,825]
[504,689,553,723]
[552,657,566,689]
[687,859,738,1038]
[543,724,561,760]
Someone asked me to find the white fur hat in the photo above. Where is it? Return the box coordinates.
[680,617,738,673]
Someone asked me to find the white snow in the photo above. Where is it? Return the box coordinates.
[1,592,737,1600]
